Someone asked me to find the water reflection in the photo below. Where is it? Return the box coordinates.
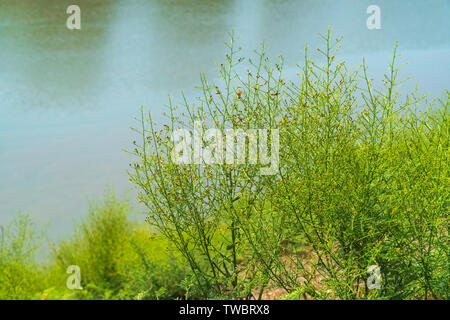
[0,0,119,111]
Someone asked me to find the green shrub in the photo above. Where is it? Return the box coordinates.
[0,214,47,299]
[52,193,133,295]
[117,226,189,299]
[129,29,448,299]
[51,192,189,299]
[1,193,189,300]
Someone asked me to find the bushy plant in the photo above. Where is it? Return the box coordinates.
[51,192,189,299]
[129,29,448,299]
[52,193,133,296]
[0,193,189,300]
[0,214,47,299]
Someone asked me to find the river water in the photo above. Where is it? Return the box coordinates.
[0,0,449,238]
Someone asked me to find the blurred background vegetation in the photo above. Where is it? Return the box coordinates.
[0,192,191,300]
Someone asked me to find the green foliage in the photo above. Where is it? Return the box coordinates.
[116,226,189,300]
[52,194,133,296]
[130,29,449,300]
[0,214,46,299]
[0,193,189,300]
[50,192,189,299]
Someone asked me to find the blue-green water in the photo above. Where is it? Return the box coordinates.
[1,0,449,238]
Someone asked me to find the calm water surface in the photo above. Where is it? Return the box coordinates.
[0,0,449,237]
